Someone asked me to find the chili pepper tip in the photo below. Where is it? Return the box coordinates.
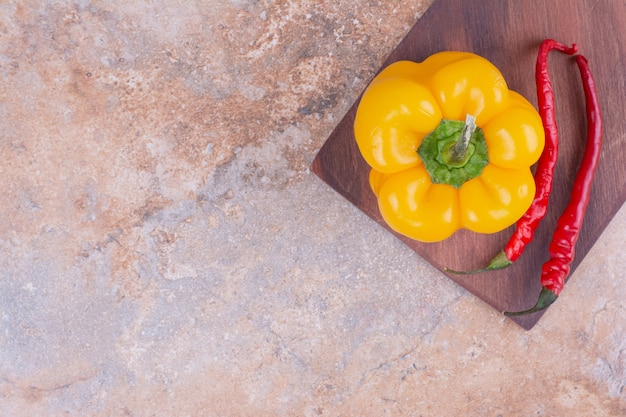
[503,287,558,316]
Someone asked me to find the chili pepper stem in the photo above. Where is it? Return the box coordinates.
[445,250,512,275]
[503,287,558,316]
[450,114,477,164]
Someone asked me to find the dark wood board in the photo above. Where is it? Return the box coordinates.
[311,0,626,329]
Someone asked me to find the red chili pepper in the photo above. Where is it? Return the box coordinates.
[447,39,578,275]
[505,54,602,316]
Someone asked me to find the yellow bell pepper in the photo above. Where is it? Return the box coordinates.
[354,52,545,242]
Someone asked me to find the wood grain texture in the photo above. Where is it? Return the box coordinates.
[311,0,626,329]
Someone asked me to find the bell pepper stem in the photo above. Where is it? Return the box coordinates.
[450,114,476,164]
[503,287,558,316]
[418,115,487,188]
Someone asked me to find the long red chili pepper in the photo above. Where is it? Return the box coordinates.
[505,54,602,316]
[447,39,578,274]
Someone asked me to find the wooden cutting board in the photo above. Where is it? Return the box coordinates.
[311,0,626,329]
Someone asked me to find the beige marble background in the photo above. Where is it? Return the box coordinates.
[1,1,625,416]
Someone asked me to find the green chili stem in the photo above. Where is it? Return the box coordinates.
[451,114,476,163]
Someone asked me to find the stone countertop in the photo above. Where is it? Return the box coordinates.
[1,1,624,416]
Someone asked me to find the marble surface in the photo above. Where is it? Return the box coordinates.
[1,1,624,416]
